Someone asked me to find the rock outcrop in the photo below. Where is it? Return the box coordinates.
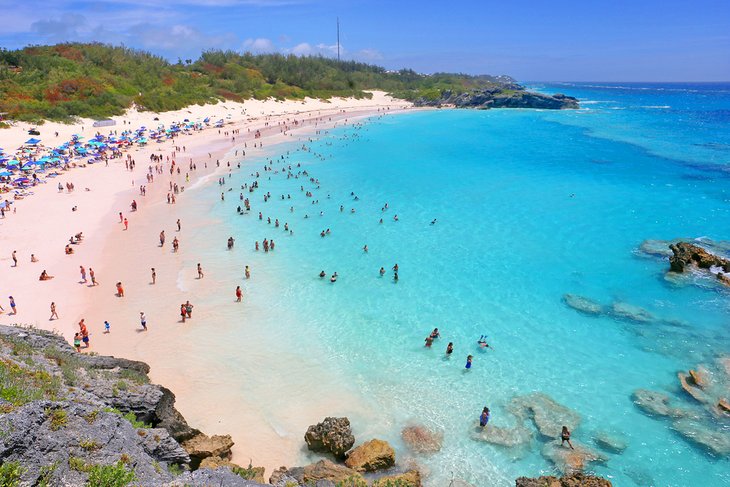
[0,324,264,486]
[515,472,612,487]
[509,392,581,439]
[669,242,730,286]
[345,439,396,472]
[372,470,422,487]
[473,423,533,448]
[413,86,579,110]
[562,294,603,315]
[540,440,606,474]
[632,389,688,418]
[401,424,443,454]
[304,416,355,459]
[271,459,363,485]
[592,431,627,454]
[182,433,235,468]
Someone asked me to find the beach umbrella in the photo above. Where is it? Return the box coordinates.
[13,177,30,184]
[0,171,11,177]
[6,160,20,167]
[25,138,41,145]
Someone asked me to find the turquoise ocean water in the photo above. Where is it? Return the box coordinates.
[192,83,730,486]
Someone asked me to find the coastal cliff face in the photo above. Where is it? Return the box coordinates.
[412,86,580,110]
[0,325,264,486]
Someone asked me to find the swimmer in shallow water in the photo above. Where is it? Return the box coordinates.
[379,267,385,276]
[446,342,453,355]
[319,270,326,278]
[330,272,338,283]
[465,355,473,369]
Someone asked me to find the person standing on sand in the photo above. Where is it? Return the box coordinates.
[235,286,242,302]
[8,296,16,315]
[11,250,17,267]
[140,312,147,331]
[73,333,82,352]
[180,304,187,323]
[104,321,110,333]
[89,268,98,286]
[151,268,156,284]
[79,319,89,348]
[185,301,193,319]
[116,282,124,297]
[119,212,123,223]
[80,266,87,283]
[245,265,250,279]
[197,263,203,279]
[160,231,165,247]
[50,302,58,320]
[177,219,181,231]
[123,218,129,230]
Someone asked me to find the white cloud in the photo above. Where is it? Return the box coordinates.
[291,42,312,55]
[242,37,277,53]
[355,48,383,61]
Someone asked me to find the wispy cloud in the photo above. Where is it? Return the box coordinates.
[242,38,277,54]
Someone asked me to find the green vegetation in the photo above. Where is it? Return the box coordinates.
[79,439,101,451]
[0,357,61,406]
[102,407,151,429]
[46,408,68,431]
[118,368,149,385]
[85,461,136,487]
[0,43,515,122]
[37,463,58,487]
[0,461,24,487]
[167,463,183,475]
[69,456,92,473]
[231,461,260,480]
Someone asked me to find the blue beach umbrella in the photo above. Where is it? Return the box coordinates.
[0,170,12,177]
[25,138,41,145]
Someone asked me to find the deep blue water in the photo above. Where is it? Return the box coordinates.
[191,82,730,486]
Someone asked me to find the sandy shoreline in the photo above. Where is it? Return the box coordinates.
[0,91,416,472]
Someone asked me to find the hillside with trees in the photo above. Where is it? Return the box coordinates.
[0,43,526,122]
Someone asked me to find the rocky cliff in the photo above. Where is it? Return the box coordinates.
[0,324,265,486]
[413,86,580,110]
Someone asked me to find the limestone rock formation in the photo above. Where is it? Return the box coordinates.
[515,472,612,487]
[632,389,688,418]
[669,242,730,276]
[562,294,603,315]
[401,424,443,453]
[413,86,579,110]
[610,301,655,323]
[474,423,533,448]
[671,418,730,457]
[540,440,606,474]
[592,431,627,454]
[274,459,363,485]
[509,392,581,439]
[304,416,355,459]
[182,433,234,468]
[372,470,422,487]
[345,439,396,472]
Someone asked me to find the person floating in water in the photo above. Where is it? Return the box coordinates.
[480,407,490,428]
[465,355,473,369]
[561,426,574,450]
[478,335,491,349]
[430,219,437,225]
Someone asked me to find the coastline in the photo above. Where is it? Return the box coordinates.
[0,91,417,472]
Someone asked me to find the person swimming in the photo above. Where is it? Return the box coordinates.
[379,267,385,276]
[319,270,326,278]
[330,272,338,282]
[478,335,491,348]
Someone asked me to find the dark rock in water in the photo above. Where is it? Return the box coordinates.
[632,389,689,418]
[592,430,628,454]
[669,242,730,275]
[401,424,443,453]
[563,294,603,315]
[622,466,655,487]
[304,416,355,459]
[413,85,579,110]
[515,472,612,487]
[509,392,581,439]
[345,438,396,472]
[671,418,730,457]
[540,440,607,474]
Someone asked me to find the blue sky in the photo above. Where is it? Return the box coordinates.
[1,0,728,81]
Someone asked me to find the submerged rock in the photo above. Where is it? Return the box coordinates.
[610,301,655,323]
[509,392,581,439]
[678,372,711,404]
[304,416,355,459]
[473,423,533,448]
[345,439,396,472]
[401,424,443,454]
[540,440,607,474]
[632,389,688,418]
[515,472,612,487]
[562,294,603,315]
[592,430,628,454]
[671,418,730,457]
